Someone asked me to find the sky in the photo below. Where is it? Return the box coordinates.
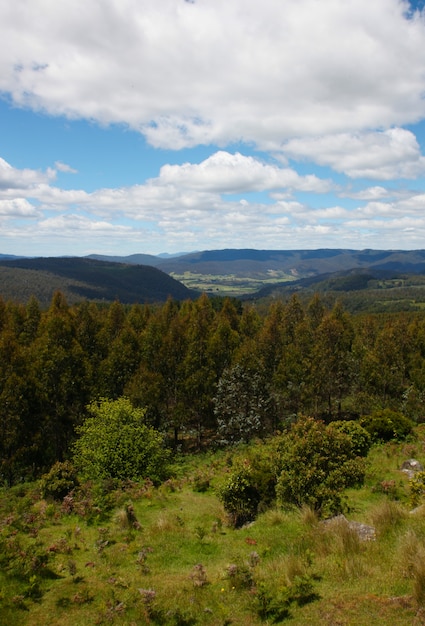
[1,0,425,257]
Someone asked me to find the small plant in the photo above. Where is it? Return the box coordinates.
[192,471,211,493]
[136,546,153,574]
[40,461,79,501]
[248,551,261,567]
[95,527,110,553]
[114,501,141,530]
[254,582,291,622]
[371,479,400,500]
[194,525,207,542]
[67,559,77,578]
[24,575,42,600]
[225,559,254,590]
[190,563,209,587]
[254,573,319,621]
[139,587,156,607]
[409,471,425,507]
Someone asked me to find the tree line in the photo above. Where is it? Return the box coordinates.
[1,290,425,485]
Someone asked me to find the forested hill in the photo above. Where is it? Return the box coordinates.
[91,248,425,277]
[0,257,195,306]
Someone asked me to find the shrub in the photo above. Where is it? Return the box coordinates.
[409,471,425,507]
[276,416,365,516]
[360,409,414,443]
[329,420,371,457]
[217,463,261,528]
[40,461,79,501]
[73,398,171,483]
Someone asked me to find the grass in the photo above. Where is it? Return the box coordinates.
[2,438,425,624]
[170,271,295,297]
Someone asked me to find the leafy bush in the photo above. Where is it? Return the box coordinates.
[409,471,425,508]
[276,416,365,516]
[360,409,414,443]
[73,398,170,484]
[254,575,318,622]
[329,420,371,457]
[217,463,261,528]
[40,461,79,500]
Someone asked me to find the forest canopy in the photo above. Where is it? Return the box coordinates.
[0,290,423,485]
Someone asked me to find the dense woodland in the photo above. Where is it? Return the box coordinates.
[1,290,425,485]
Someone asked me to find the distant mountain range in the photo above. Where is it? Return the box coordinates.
[2,248,425,306]
[86,248,425,276]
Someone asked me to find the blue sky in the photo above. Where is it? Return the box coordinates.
[1,0,425,257]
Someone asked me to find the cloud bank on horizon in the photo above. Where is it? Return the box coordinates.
[1,0,425,256]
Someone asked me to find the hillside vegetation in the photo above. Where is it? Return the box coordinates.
[3,287,425,623]
[0,257,194,306]
[3,248,425,303]
[2,431,425,625]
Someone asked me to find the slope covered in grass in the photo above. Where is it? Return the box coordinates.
[1,435,425,625]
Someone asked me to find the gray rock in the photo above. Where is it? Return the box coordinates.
[321,514,376,541]
[401,458,424,478]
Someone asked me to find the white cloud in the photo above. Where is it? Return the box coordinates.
[0,198,40,217]
[3,147,425,256]
[157,151,334,193]
[341,186,395,201]
[0,157,55,191]
[38,214,133,235]
[282,129,425,179]
[55,161,77,174]
[1,0,425,150]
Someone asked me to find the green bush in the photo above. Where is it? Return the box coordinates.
[40,461,79,500]
[217,463,261,528]
[329,420,371,457]
[360,409,414,442]
[73,398,171,484]
[276,416,365,516]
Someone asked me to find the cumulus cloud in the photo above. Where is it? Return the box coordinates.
[1,0,425,150]
[282,129,425,179]
[0,198,40,217]
[0,157,55,191]
[38,214,133,235]
[158,151,334,193]
[340,186,395,201]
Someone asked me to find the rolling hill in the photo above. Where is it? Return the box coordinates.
[0,257,195,306]
[2,249,425,307]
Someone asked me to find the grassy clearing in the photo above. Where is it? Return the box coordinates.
[170,272,295,296]
[2,439,425,624]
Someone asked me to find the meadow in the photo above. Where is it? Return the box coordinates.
[2,433,425,626]
[170,271,294,297]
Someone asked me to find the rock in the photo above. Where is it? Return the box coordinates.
[401,458,424,478]
[321,514,376,541]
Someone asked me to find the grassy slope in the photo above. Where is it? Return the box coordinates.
[2,436,425,625]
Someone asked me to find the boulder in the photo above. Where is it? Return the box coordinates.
[321,514,376,541]
[401,458,424,478]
